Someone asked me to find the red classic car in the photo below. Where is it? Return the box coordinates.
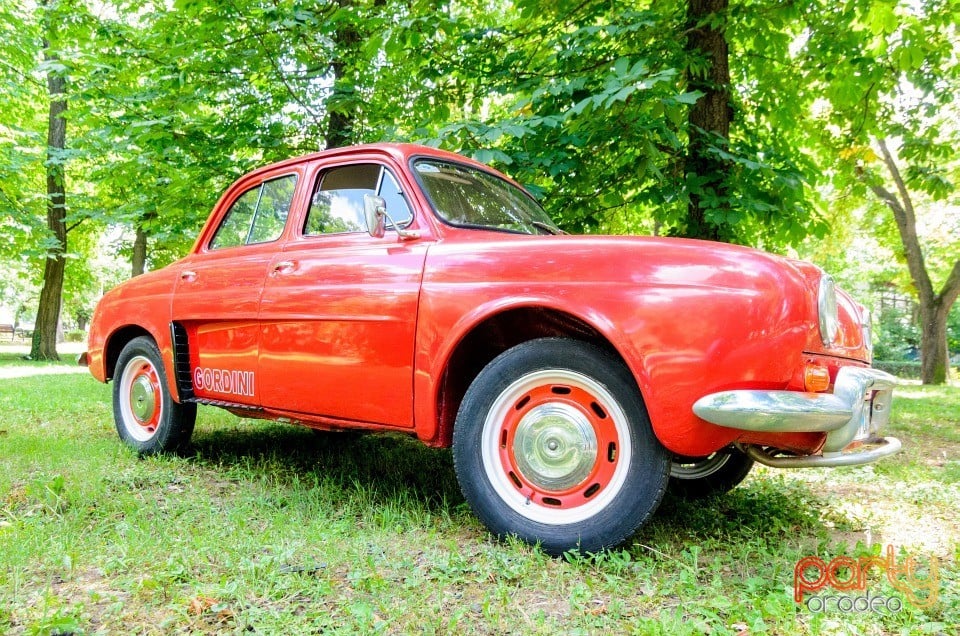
[82,143,900,554]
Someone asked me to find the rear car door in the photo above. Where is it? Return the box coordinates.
[257,160,429,426]
[172,171,300,406]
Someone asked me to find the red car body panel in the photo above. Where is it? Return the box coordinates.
[86,143,873,459]
[412,232,853,456]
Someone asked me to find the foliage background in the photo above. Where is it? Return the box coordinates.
[0,0,958,364]
[1,2,959,632]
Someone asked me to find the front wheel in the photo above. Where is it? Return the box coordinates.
[113,336,196,454]
[453,339,669,555]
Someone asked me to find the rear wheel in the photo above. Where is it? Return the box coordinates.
[668,447,754,498]
[113,336,196,454]
[453,339,669,555]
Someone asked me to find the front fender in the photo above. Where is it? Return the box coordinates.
[86,268,178,399]
[411,236,824,457]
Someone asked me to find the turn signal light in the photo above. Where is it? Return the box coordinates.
[804,364,831,393]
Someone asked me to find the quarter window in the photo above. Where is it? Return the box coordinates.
[210,174,297,249]
[305,164,413,235]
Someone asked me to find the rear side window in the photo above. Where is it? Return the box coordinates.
[210,174,297,249]
[304,164,412,235]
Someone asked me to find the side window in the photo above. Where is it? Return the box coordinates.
[210,174,297,249]
[249,177,297,244]
[210,187,259,249]
[379,170,413,228]
[305,164,413,235]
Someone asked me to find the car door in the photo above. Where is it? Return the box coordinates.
[257,161,429,426]
[172,171,300,406]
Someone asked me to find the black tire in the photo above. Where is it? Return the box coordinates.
[113,336,197,454]
[668,447,754,498]
[453,338,670,556]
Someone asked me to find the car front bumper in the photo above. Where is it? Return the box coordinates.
[692,366,900,468]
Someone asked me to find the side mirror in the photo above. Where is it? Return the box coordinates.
[363,193,421,241]
[363,194,387,239]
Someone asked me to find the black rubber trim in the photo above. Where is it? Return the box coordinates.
[169,322,195,401]
[183,397,263,411]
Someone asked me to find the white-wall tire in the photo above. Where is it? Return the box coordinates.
[453,338,669,555]
[113,336,196,454]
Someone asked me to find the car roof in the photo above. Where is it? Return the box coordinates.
[244,143,496,179]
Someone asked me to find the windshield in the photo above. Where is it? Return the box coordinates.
[413,159,561,235]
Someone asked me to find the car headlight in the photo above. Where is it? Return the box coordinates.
[818,274,839,346]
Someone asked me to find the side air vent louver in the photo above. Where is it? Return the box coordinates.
[170,322,195,401]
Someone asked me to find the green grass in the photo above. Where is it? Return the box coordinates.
[1,354,958,634]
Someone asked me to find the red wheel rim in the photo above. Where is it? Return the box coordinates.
[498,382,621,510]
[122,357,163,439]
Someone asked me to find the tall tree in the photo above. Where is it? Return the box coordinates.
[861,139,959,384]
[131,220,149,277]
[31,1,68,361]
[682,0,731,241]
[792,0,960,383]
[326,0,361,148]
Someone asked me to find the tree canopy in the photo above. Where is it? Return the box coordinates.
[0,0,957,379]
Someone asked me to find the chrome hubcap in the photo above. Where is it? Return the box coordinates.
[131,375,156,422]
[514,404,597,491]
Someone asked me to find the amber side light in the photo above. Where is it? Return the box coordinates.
[804,364,831,392]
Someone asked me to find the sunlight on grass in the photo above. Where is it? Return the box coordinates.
[0,344,89,379]
[0,366,88,379]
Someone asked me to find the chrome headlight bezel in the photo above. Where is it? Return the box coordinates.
[861,307,873,353]
[818,274,839,347]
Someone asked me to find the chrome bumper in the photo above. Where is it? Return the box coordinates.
[693,367,900,467]
[739,437,901,468]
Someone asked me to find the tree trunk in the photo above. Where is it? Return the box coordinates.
[919,302,950,384]
[865,139,960,385]
[326,0,360,149]
[682,0,731,242]
[132,223,147,277]
[30,29,67,362]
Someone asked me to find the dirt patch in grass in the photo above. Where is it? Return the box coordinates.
[905,433,960,467]
[825,481,960,557]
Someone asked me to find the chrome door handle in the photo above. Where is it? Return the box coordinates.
[272,261,296,275]
[180,270,197,282]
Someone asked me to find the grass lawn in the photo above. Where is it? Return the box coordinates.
[1,345,957,634]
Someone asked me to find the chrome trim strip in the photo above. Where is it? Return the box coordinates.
[741,437,902,468]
